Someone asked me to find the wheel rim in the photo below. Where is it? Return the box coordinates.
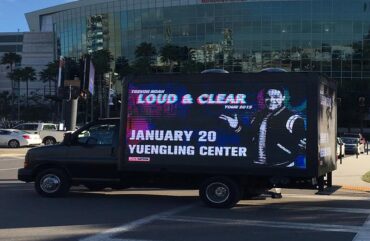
[9,140,18,148]
[205,182,230,204]
[40,174,61,193]
[45,139,54,145]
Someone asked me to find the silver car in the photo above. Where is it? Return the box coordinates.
[0,129,42,148]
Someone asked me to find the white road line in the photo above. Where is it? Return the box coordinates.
[0,181,23,184]
[80,204,196,241]
[353,215,370,241]
[0,168,21,171]
[283,194,370,201]
[161,216,364,233]
[0,154,25,158]
[260,205,370,214]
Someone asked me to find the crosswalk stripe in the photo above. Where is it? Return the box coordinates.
[160,216,364,233]
[353,215,370,241]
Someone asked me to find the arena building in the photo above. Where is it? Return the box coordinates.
[24,0,370,127]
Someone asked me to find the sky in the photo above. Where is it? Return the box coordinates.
[0,0,77,32]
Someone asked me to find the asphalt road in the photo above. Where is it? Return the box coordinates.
[1,149,370,241]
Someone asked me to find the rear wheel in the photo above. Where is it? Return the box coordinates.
[35,168,70,197]
[43,137,56,145]
[199,177,241,208]
[8,139,20,148]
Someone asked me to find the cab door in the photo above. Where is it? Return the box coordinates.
[65,121,119,179]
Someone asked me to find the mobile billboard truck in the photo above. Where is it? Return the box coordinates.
[18,73,337,208]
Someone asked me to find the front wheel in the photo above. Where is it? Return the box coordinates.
[43,137,56,145]
[35,168,70,197]
[199,177,241,208]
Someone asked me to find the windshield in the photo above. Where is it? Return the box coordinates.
[341,137,358,144]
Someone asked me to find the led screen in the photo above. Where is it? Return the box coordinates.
[125,78,307,169]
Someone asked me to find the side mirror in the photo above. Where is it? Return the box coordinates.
[63,132,72,146]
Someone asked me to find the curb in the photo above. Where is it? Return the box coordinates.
[340,185,370,192]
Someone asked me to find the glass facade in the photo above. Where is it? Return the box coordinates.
[40,0,370,126]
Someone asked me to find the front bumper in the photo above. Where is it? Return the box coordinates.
[18,168,34,182]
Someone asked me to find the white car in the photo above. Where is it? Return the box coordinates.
[0,129,42,148]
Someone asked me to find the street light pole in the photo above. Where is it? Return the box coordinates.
[106,72,111,118]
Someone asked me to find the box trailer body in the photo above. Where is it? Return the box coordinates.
[118,73,337,198]
[18,72,337,208]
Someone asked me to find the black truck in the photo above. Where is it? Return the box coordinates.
[18,72,337,208]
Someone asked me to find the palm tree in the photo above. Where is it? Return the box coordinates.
[92,49,113,118]
[1,52,22,72]
[133,42,157,74]
[0,91,11,118]
[115,56,132,80]
[19,67,37,107]
[39,61,58,95]
[135,42,157,59]
[1,52,22,118]
[7,68,23,120]
[160,44,180,73]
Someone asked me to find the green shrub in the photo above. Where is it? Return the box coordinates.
[361,171,370,183]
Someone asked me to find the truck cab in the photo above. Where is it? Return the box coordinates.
[18,118,121,196]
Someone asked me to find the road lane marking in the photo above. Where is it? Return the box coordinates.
[0,154,25,158]
[0,181,25,184]
[353,215,370,241]
[0,168,21,171]
[161,216,364,233]
[283,194,370,201]
[0,224,108,241]
[253,205,370,214]
[80,204,196,241]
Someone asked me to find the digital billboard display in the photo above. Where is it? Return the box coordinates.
[125,77,307,170]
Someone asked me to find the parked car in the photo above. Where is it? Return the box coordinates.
[341,137,364,154]
[0,129,42,148]
[13,123,67,145]
[341,133,366,146]
[337,137,345,158]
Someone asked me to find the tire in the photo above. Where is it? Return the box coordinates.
[199,177,241,208]
[35,168,70,197]
[84,183,107,191]
[43,137,56,145]
[8,139,20,148]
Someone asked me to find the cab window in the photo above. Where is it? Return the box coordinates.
[77,124,117,145]
[43,125,56,130]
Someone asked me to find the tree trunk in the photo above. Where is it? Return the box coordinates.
[99,74,103,118]
[169,60,175,73]
[26,80,29,107]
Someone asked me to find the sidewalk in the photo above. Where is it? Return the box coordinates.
[333,151,370,192]
[0,147,29,157]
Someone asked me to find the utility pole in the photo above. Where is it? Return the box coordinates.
[106,72,112,118]
[64,77,80,131]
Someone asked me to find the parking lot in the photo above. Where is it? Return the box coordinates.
[1,147,370,241]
